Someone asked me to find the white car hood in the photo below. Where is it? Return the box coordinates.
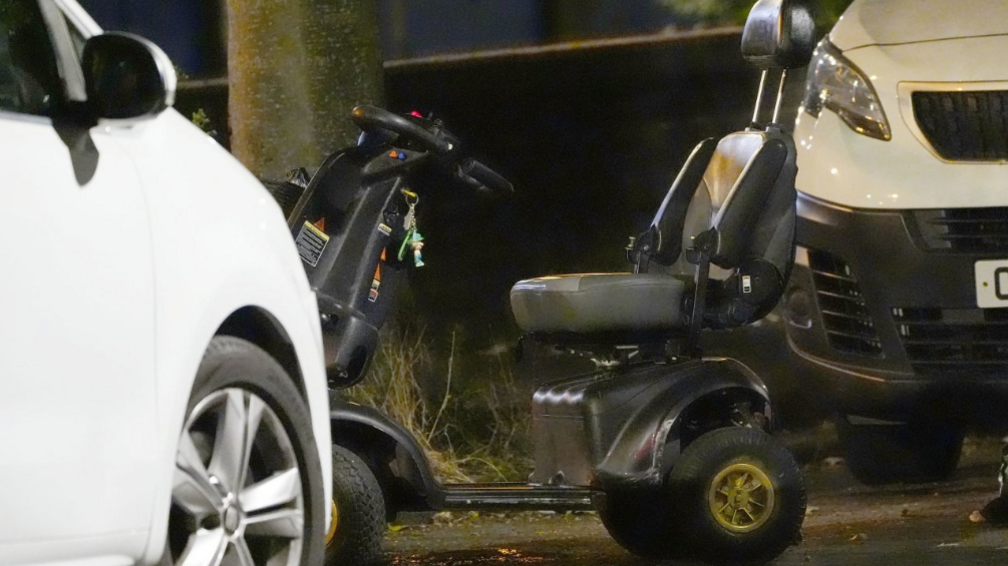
[831,0,1008,51]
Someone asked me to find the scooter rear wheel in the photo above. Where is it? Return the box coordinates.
[667,427,806,563]
[596,488,682,559]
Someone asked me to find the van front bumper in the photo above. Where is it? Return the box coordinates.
[783,192,1008,426]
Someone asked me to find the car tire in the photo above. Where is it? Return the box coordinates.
[324,445,386,566]
[163,336,326,566]
[837,415,963,485]
[667,427,806,563]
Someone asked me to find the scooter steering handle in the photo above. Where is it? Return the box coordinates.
[350,105,453,155]
[460,159,514,196]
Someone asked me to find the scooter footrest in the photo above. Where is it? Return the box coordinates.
[440,484,593,510]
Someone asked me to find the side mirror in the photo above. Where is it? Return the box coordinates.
[81,32,176,121]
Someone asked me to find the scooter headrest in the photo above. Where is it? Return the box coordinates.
[741,0,815,70]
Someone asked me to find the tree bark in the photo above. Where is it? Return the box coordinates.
[226,0,383,179]
[302,0,385,156]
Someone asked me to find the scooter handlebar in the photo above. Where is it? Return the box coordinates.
[352,106,512,196]
[351,105,453,155]
[459,159,514,196]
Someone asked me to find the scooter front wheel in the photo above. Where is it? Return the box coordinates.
[667,427,806,563]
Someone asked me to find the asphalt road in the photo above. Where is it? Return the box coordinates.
[381,435,1008,566]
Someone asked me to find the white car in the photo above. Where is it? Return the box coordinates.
[785,0,1008,483]
[0,0,332,564]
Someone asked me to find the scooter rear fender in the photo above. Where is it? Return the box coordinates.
[534,357,772,492]
[328,393,446,513]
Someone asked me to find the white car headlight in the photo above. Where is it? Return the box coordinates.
[801,39,891,141]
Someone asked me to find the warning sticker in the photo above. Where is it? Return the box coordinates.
[295,221,330,267]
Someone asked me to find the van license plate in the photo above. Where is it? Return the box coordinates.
[975,260,1008,308]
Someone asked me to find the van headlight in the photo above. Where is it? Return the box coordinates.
[801,39,891,141]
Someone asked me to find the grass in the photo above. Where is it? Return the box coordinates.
[346,322,532,483]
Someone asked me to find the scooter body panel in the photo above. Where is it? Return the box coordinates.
[329,395,595,512]
[290,146,430,385]
[532,357,771,491]
[330,357,771,513]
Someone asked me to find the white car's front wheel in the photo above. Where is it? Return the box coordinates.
[164,337,325,566]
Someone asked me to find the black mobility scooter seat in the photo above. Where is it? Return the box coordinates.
[506,0,811,344]
[511,126,797,337]
[511,273,687,334]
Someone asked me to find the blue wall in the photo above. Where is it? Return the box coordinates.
[76,0,221,77]
[74,1,682,75]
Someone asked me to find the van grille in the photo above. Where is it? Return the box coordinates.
[912,90,1008,161]
[914,208,1008,253]
[893,307,1008,376]
[808,250,883,357]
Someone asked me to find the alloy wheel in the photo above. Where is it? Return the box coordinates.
[707,461,776,533]
[168,388,305,566]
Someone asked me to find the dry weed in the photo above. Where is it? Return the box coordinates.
[347,325,532,483]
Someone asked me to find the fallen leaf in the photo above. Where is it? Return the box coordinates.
[432,511,454,524]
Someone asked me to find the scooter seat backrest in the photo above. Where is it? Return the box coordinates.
[647,0,811,271]
[650,130,793,270]
[706,130,792,271]
[644,124,797,328]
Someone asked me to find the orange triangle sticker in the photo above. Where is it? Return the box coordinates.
[373,250,386,280]
[313,218,326,231]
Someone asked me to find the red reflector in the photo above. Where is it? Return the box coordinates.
[410,111,423,118]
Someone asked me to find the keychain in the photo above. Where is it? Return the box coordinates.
[398,190,425,267]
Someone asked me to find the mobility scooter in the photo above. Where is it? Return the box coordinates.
[273,0,815,563]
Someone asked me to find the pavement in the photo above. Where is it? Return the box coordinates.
[380,433,1008,565]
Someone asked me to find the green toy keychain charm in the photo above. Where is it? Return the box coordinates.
[407,231,424,267]
[397,189,425,267]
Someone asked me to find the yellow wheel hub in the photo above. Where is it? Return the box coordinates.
[325,500,339,545]
[707,461,775,533]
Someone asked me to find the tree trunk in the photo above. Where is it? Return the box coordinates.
[302,0,385,156]
[226,0,383,179]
